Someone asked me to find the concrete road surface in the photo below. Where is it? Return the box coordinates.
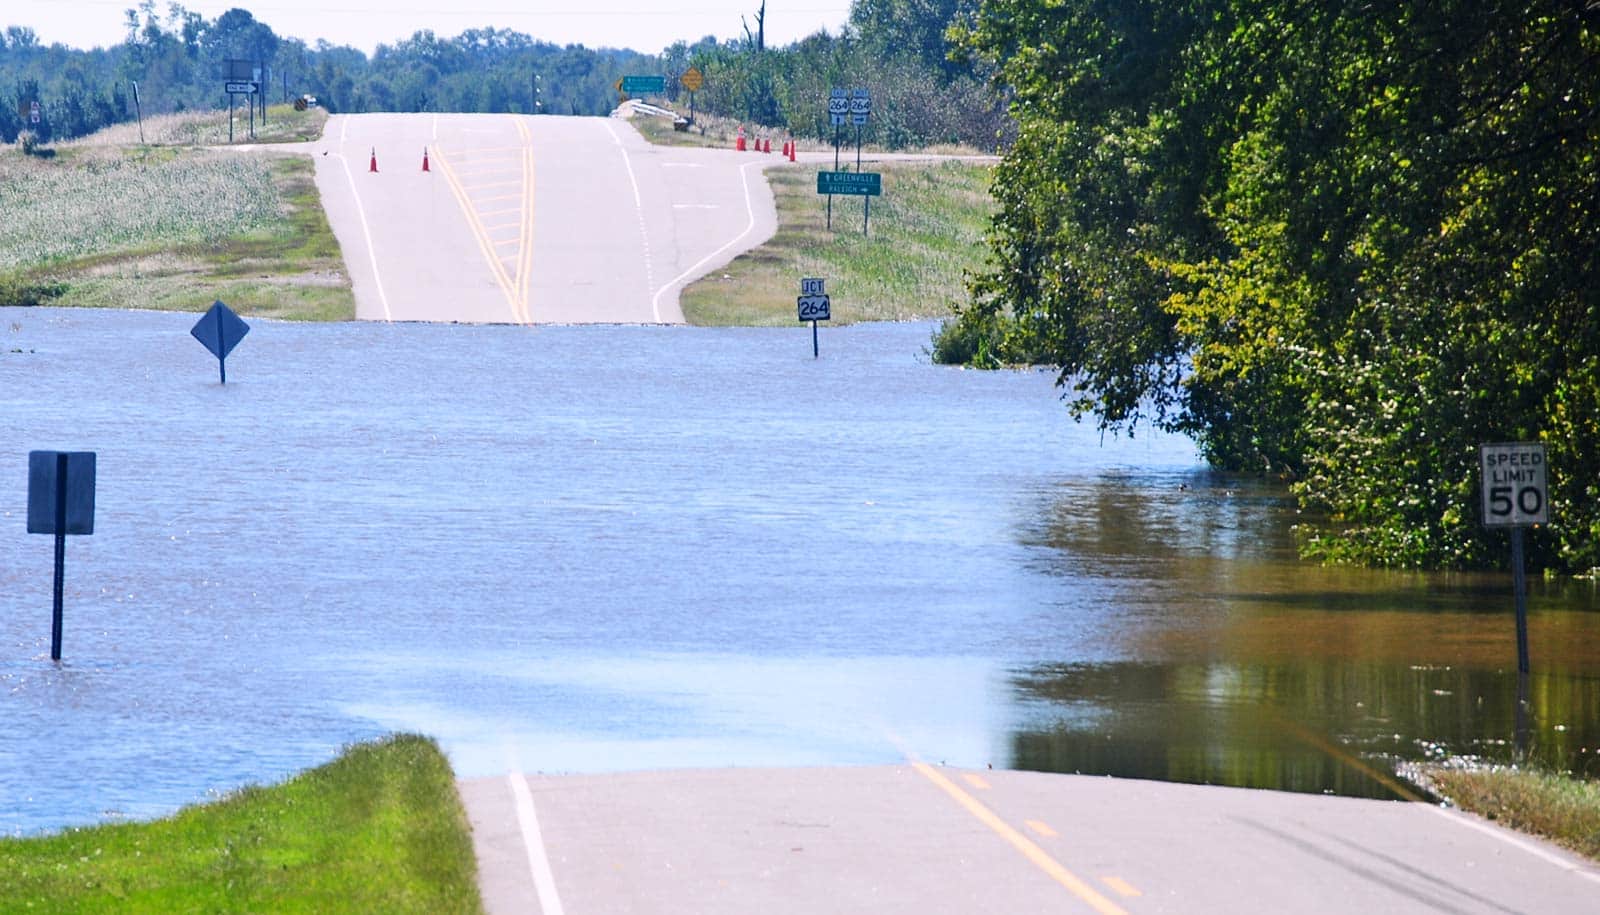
[311,113,776,323]
[460,765,1600,914]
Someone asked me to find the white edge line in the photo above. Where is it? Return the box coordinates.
[601,120,657,321]
[334,115,392,322]
[649,159,762,324]
[1428,806,1600,885]
[508,770,567,915]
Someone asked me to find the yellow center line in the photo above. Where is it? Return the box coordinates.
[910,763,1129,915]
[1025,819,1058,838]
[962,773,991,790]
[515,116,536,323]
[1101,877,1143,899]
[432,143,521,323]
[1268,710,1428,803]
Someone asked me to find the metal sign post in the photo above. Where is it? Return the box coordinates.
[131,81,145,144]
[1480,441,1549,758]
[827,89,848,229]
[798,277,830,358]
[225,59,256,141]
[681,67,703,122]
[851,89,872,235]
[28,451,96,661]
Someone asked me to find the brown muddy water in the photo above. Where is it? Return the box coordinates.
[2,308,1597,834]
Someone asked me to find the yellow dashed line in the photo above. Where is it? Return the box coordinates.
[962,773,991,790]
[1101,877,1143,898]
[1025,819,1058,838]
[912,764,1129,915]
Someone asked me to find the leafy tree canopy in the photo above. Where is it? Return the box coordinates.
[937,0,1600,572]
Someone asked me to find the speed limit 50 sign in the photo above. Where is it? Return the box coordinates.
[1481,443,1548,527]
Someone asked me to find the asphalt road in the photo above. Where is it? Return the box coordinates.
[311,113,776,324]
[461,765,1600,914]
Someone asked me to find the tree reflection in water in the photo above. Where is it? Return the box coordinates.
[1009,474,1600,797]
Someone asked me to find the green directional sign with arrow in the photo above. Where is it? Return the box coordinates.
[817,171,881,196]
[620,75,666,95]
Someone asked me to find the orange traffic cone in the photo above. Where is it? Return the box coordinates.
[787,138,796,162]
[736,126,746,151]
[422,147,430,171]
[369,147,378,173]
[763,138,771,154]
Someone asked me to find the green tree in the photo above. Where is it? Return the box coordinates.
[939,0,1600,571]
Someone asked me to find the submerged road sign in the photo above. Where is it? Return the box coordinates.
[28,450,96,661]
[817,171,881,196]
[1481,443,1548,527]
[27,452,96,536]
[797,294,831,322]
[191,300,250,384]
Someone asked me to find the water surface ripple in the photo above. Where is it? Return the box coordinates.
[2,309,1596,834]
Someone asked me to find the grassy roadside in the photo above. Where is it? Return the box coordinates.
[73,104,330,148]
[625,106,984,158]
[679,160,995,326]
[1419,765,1600,863]
[0,734,482,913]
[1,106,351,321]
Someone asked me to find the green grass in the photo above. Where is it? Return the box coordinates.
[627,108,811,153]
[1423,765,1600,862]
[1,128,353,320]
[627,109,735,149]
[0,734,482,913]
[680,160,996,326]
[68,105,330,148]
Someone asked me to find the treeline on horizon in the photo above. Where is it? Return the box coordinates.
[0,0,1005,149]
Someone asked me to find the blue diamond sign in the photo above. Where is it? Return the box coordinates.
[191,300,250,384]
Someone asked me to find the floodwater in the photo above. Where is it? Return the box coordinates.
[2,308,1597,835]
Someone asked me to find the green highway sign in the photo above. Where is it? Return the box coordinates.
[620,75,666,95]
[817,171,881,196]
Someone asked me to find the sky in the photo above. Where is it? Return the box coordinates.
[5,1,856,55]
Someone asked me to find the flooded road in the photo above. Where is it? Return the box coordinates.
[2,308,1597,834]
